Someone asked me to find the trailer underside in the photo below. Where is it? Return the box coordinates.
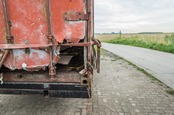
[0,46,92,98]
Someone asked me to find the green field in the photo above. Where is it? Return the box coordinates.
[95,33,174,53]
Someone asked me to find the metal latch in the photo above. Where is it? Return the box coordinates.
[64,12,89,21]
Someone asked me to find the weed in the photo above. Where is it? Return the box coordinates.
[125,60,161,82]
[111,59,116,61]
[166,89,174,95]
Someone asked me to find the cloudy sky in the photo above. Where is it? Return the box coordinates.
[94,0,174,33]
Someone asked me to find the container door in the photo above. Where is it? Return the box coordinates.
[0,0,86,71]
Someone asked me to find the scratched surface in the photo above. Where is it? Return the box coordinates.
[0,0,85,70]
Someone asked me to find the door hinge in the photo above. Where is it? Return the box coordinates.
[64,12,89,21]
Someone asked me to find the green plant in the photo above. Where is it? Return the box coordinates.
[166,89,174,95]
[107,37,174,54]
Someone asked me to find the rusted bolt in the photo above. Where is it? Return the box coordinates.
[17,74,23,79]
[83,80,88,84]
[65,18,68,20]
[9,20,12,27]
[25,48,30,54]
[25,40,29,44]
[43,90,49,97]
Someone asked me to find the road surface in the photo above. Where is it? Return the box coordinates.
[0,50,174,115]
[102,43,174,89]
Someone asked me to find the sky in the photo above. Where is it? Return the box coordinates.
[94,0,174,33]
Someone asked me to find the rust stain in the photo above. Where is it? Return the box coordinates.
[0,0,85,71]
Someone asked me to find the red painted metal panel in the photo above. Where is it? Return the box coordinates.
[0,0,85,70]
[51,0,85,43]
[0,2,6,44]
[8,0,48,44]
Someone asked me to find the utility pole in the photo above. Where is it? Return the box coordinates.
[119,30,122,37]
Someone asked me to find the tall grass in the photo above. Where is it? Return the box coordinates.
[95,33,174,53]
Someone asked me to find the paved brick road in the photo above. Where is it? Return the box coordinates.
[0,50,174,115]
[92,51,174,115]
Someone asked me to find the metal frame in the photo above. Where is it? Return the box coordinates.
[0,0,100,98]
[0,82,90,98]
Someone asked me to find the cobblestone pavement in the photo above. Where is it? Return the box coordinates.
[0,50,174,115]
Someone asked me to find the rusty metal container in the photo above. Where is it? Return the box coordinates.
[0,0,100,98]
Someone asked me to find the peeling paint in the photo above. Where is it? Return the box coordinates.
[0,0,85,71]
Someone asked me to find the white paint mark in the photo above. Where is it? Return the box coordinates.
[29,49,48,60]
[22,63,27,70]
[13,50,25,61]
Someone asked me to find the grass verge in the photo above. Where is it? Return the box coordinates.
[96,33,174,53]
[124,59,160,82]
[107,38,174,53]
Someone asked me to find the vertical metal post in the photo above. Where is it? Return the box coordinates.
[92,0,94,39]
[86,0,92,100]
[46,0,56,78]
[46,0,53,42]
[0,0,13,68]
[2,0,13,44]
[86,0,92,65]
[84,0,88,70]
[97,45,100,73]
[85,0,92,91]
[91,0,95,67]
